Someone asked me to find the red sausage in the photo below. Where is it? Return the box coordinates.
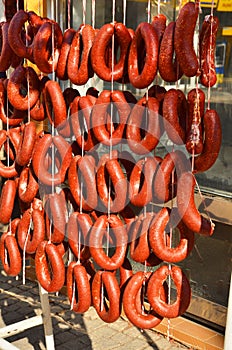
[56,28,76,80]
[177,171,215,236]
[17,198,45,254]
[149,208,195,263]
[162,88,187,144]
[119,257,133,290]
[67,24,96,85]
[159,22,183,82]
[151,13,167,45]
[193,109,222,173]
[174,2,199,77]
[89,215,127,270]
[18,166,39,203]
[92,270,121,323]
[66,263,92,313]
[45,192,67,243]
[16,121,37,167]
[35,241,65,293]
[0,179,17,224]
[147,265,191,318]
[0,22,15,71]
[199,15,219,87]
[0,130,19,178]
[128,22,159,89]
[122,271,164,329]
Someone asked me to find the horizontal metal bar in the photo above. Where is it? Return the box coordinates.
[0,315,43,339]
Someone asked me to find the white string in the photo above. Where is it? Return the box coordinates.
[123,0,127,25]
[92,0,96,28]
[83,0,86,25]
[22,215,32,285]
[157,0,161,15]
[147,0,151,23]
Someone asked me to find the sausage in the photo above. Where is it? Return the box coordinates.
[162,88,187,144]
[0,218,22,276]
[147,265,191,318]
[0,22,15,71]
[44,80,69,137]
[91,22,132,82]
[68,154,98,211]
[18,166,39,203]
[56,28,76,80]
[199,15,219,87]
[16,121,37,167]
[91,90,131,146]
[158,22,183,82]
[33,21,63,74]
[4,0,24,21]
[128,22,159,89]
[0,130,19,178]
[67,263,92,313]
[92,270,121,323]
[129,212,156,263]
[174,2,199,77]
[70,95,97,151]
[67,24,96,85]
[32,133,72,186]
[126,96,162,154]
[119,257,133,290]
[151,13,167,45]
[153,150,190,204]
[130,157,159,207]
[89,214,127,270]
[193,109,222,173]
[96,155,129,213]
[17,198,45,254]
[67,212,92,261]
[8,10,34,62]
[3,126,21,161]
[45,192,67,243]
[177,171,215,236]
[149,208,195,263]
[186,88,205,155]
[0,179,17,224]
[35,240,65,293]
[122,271,164,329]
[7,66,40,111]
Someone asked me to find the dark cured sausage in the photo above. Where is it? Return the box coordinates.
[126,96,162,155]
[33,21,63,74]
[128,22,159,89]
[0,179,17,224]
[186,88,205,155]
[92,270,121,323]
[56,28,76,80]
[91,22,132,82]
[91,90,131,146]
[122,271,164,329]
[67,263,92,313]
[151,13,166,45]
[35,241,65,293]
[149,208,195,263]
[129,157,159,207]
[147,265,191,318]
[177,171,214,236]
[67,24,95,85]
[7,66,40,111]
[193,109,222,173]
[162,88,187,144]
[32,133,72,186]
[0,218,21,276]
[0,22,15,71]
[159,22,183,82]
[68,155,98,211]
[18,166,39,203]
[67,212,91,261]
[199,15,219,87]
[89,215,127,270]
[16,121,37,166]
[4,0,24,22]
[174,2,199,77]
[17,198,45,254]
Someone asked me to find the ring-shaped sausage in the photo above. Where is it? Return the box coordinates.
[149,208,195,263]
[122,271,164,329]
[126,96,162,155]
[89,214,127,270]
[0,179,17,224]
[35,240,65,293]
[91,90,131,146]
[0,22,15,71]
[16,121,37,166]
[32,133,72,186]
[147,265,191,318]
[92,270,121,323]
[56,28,76,80]
[67,263,92,313]
[128,22,159,89]
[7,66,40,111]
[0,130,19,178]
[18,166,39,203]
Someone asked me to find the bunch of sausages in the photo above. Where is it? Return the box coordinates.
[0,1,222,330]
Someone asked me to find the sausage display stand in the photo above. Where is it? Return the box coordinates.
[0,0,231,349]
